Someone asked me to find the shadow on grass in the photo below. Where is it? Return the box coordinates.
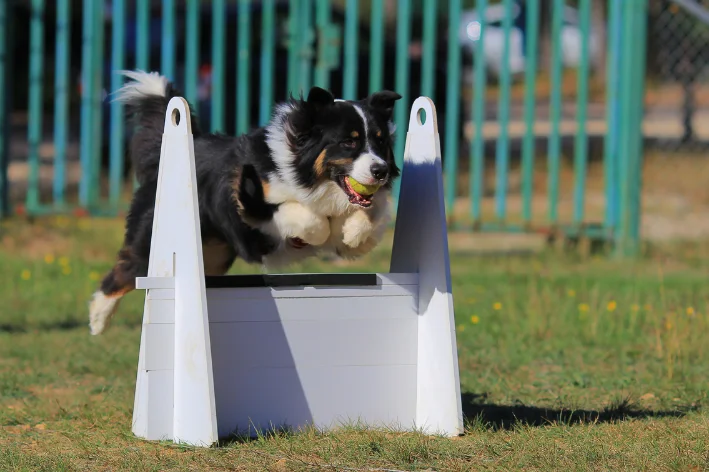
[462,392,698,430]
[0,319,142,334]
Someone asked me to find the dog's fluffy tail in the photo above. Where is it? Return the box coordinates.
[113,70,201,184]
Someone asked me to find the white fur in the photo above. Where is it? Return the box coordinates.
[350,152,387,186]
[268,202,330,245]
[341,210,373,248]
[352,104,369,137]
[112,70,168,102]
[89,291,121,335]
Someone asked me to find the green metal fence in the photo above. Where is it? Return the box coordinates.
[0,0,649,253]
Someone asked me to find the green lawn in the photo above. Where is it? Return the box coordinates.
[2,216,709,471]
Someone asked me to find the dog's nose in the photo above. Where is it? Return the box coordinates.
[370,163,388,181]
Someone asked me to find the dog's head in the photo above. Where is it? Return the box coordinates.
[269,87,402,208]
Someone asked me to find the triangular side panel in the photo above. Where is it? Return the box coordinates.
[133,97,218,446]
[390,97,464,436]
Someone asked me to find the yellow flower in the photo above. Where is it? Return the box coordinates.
[44,254,55,264]
[471,315,480,325]
[62,266,72,275]
[20,270,31,281]
[58,257,70,266]
[665,320,673,331]
[578,303,590,312]
[493,302,502,311]
[631,304,640,312]
[607,300,617,312]
[54,216,69,228]
[89,271,100,281]
[686,307,695,316]
[457,324,465,332]
[567,289,576,297]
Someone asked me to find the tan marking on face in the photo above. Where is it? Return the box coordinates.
[327,158,354,167]
[350,131,359,138]
[376,130,382,137]
[314,149,328,178]
[261,179,270,198]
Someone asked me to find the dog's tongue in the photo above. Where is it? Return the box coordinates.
[349,192,372,206]
[288,237,309,249]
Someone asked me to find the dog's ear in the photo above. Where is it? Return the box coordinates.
[306,86,335,112]
[367,91,402,120]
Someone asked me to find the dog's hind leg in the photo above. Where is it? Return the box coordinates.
[89,247,144,335]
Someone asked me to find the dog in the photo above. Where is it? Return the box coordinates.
[88,70,402,335]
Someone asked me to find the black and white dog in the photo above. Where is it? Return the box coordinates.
[89,70,402,335]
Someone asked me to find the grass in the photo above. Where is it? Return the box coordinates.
[2,216,709,470]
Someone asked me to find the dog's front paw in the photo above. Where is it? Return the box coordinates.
[335,236,380,260]
[273,202,330,245]
[341,210,373,248]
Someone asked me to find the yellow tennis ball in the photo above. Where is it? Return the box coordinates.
[347,176,381,196]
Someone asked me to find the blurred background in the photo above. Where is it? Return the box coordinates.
[1,0,708,253]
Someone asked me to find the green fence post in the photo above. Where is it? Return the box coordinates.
[470,0,488,225]
[79,0,96,208]
[315,0,330,89]
[444,0,462,215]
[343,0,359,100]
[615,0,648,256]
[622,0,647,254]
[109,0,126,210]
[161,0,176,80]
[547,0,564,226]
[298,0,313,94]
[26,0,45,214]
[53,0,70,209]
[521,0,539,226]
[604,0,622,236]
[494,0,514,222]
[90,1,105,206]
[260,0,275,125]
[572,0,591,227]
[212,0,226,132]
[369,0,384,93]
[236,0,252,135]
[185,0,200,106]
[136,0,150,71]
[393,0,411,203]
[421,0,437,99]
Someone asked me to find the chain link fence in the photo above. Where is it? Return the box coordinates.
[647,0,709,152]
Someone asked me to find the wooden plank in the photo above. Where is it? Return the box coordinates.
[145,369,174,441]
[209,317,418,369]
[207,295,417,323]
[136,277,175,289]
[212,365,417,437]
[207,283,417,301]
[144,324,175,370]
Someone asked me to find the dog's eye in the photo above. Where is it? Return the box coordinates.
[340,139,358,149]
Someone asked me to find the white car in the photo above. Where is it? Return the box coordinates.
[459,2,600,79]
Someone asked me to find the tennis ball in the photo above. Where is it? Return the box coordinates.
[347,176,381,196]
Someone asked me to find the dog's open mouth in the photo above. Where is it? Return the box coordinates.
[339,176,373,208]
[288,237,309,249]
